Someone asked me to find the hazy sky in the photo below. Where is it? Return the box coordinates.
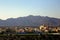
[0,0,60,20]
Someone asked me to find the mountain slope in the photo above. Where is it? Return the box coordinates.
[0,15,60,26]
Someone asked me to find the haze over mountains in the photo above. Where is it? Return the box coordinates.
[0,15,60,27]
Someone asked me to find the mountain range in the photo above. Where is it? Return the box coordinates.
[0,15,60,27]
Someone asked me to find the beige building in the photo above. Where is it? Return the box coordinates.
[39,24,48,32]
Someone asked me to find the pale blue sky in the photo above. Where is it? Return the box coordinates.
[0,0,60,20]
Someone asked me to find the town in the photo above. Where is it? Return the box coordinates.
[0,24,60,34]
